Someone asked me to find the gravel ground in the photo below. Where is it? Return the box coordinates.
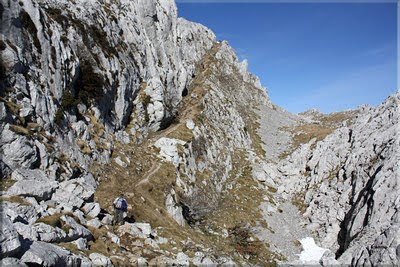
[254,104,312,261]
[253,200,311,262]
[256,104,299,162]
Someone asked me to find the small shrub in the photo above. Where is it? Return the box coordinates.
[267,186,277,193]
[89,25,117,56]
[143,95,151,106]
[37,213,77,233]
[37,214,64,228]
[73,60,104,106]
[228,224,263,259]
[9,125,31,136]
[58,152,68,163]
[46,7,69,27]
[60,35,68,44]
[292,191,307,214]
[55,109,64,126]
[294,239,302,247]
[60,91,78,110]
[77,139,91,155]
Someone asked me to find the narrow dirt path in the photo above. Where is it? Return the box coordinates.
[135,163,161,188]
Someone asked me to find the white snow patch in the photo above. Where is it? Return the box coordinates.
[298,237,328,264]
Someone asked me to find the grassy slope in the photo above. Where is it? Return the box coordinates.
[88,43,283,265]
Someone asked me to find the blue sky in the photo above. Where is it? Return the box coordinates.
[177,2,397,113]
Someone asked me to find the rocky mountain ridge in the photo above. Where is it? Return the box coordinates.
[0,0,399,266]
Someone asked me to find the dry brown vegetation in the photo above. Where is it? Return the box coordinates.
[0,196,31,206]
[245,113,267,159]
[90,43,283,265]
[37,213,74,234]
[197,151,284,264]
[0,97,21,115]
[291,191,308,214]
[0,177,16,191]
[76,139,92,155]
[279,110,359,159]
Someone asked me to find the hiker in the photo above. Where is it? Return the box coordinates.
[113,193,127,225]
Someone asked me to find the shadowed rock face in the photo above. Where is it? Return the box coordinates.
[0,0,399,265]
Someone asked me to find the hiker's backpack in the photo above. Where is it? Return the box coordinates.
[115,197,127,211]
[120,198,127,211]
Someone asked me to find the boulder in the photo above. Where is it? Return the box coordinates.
[89,253,113,266]
[1,132,38,170]
[20,241,83,266]
[79,173,97,191]
[137,256,148,266]
[82,203,101,218]
[7,180,58,201]
[13,222,39,241]
[71,121,88,137]
[73,209,87,225]
[101,214,114,225]
[165,192,186,226]
[52,179,95,209]
[11,168,49,182]
[2,202,38,225]
[61,215,92,241]
[31,223,67,243]
[115,156,127,168]
[72,238,88,250]
[107,232,120,245]
[176,252,190,266]
[135,223,152,237]
[186,119,195,130]
[0,257,28,267]
[0,215,21,257]
[14,222,68,243]
[320,250,340,266]
[154,138,186,167]
[86,218,102,229]
[118,222,152,239]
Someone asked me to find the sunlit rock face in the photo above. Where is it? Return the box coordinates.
[0,0,399,266]
[277,92,400,266]
[0,0,218,169]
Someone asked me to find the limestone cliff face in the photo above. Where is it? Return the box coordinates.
[277,92,399,265]
[0,0,273,264]
[1,0,215,171]
[0,0,399,266]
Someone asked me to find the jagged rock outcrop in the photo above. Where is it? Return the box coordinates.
[277,92,400,265]
[1,0,268,264]
[0,214,22,258]
[20,241,86,266]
